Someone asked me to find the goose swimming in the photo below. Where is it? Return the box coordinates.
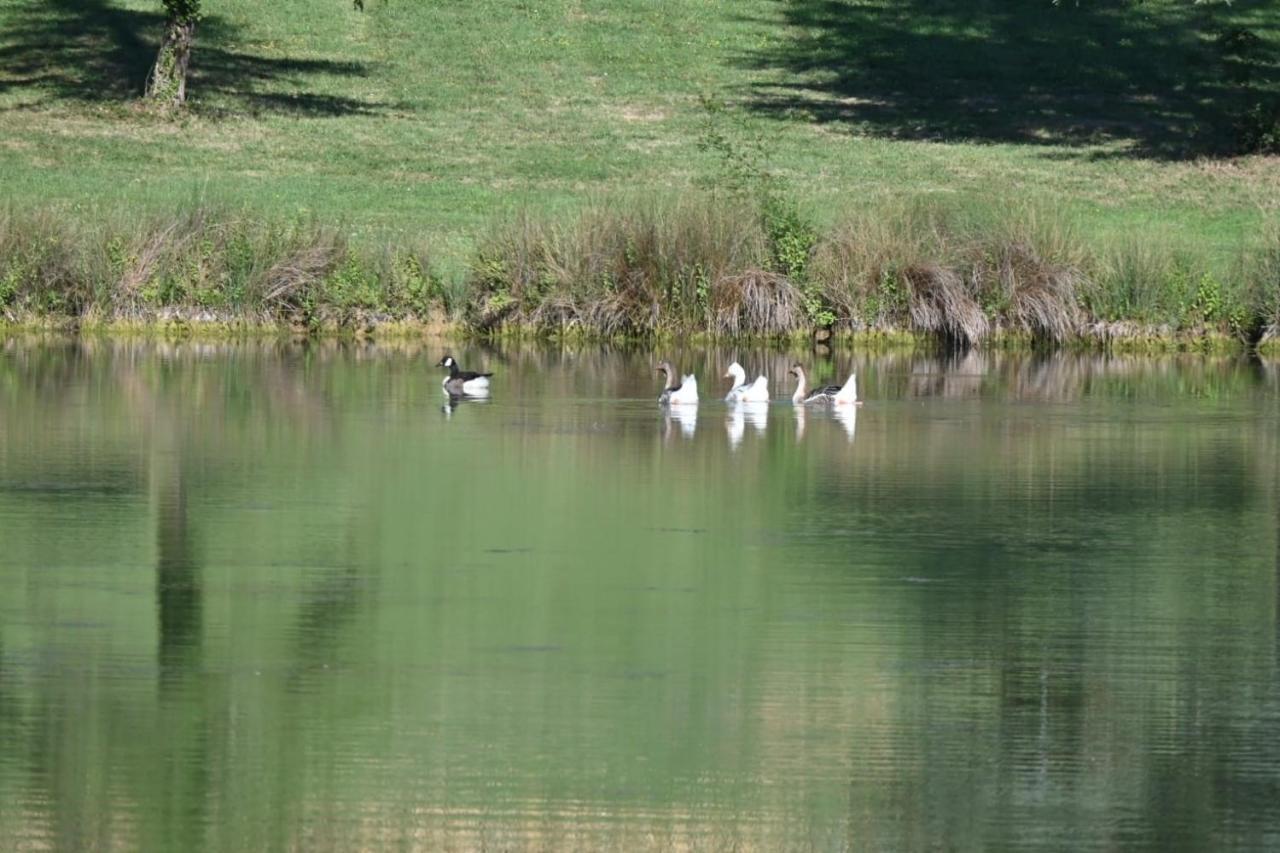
[436,355,493,395]
[789,364,860,406]
[724,362,770,403]
[656,361,699,405]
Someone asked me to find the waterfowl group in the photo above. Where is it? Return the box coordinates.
[435,354,863,424]
[654,361,860,407]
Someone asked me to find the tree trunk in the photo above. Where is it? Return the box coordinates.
[145,16,196,107]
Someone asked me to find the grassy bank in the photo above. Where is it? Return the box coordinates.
[3,200,1278,352]
[1,1,1278,350]
[0,0,1277,259]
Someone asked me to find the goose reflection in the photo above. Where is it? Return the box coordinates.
[793,404,806,442]
[441,392,490,417]
[664,404,698,440]
[726,401,768,450]
[833,404,857,443]
[727,406,745,449]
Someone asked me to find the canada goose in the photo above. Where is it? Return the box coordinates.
[656,361,698,405]
[436,355,492,395]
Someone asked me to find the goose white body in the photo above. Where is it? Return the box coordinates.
[668,374,699,405]
[444,375,491,395]
[656,361,698,406]
[738,375,770,403]
[831,372,860,406]
[725,362,769,402]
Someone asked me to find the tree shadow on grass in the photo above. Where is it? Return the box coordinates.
[0,0,386,116]
[735,0,1279,160]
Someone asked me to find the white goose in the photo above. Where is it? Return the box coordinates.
[656,361,699,405]
[789,364,861,406]
[724,362,770,403]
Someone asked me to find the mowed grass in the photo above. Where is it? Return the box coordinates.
[0,0,1278,274]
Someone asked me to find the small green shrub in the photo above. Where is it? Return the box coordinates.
[322,253,380,310]
[1236,98,1280,154]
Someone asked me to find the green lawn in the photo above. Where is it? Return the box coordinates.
[1,0,1277,272]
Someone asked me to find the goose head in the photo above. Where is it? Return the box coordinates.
[436,355,457,371]
[655,361,676,388]
[724,361,747,388]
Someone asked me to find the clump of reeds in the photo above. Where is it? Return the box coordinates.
[1,199,1273,350]
[811,201,1085,346]
[464,196,771,336]
[0,206,450,329]
[0,207,95,315]
[809,202,940,332]
[903,263,988,346]
[708,270,805,336]
[1248,221,1280,346]
[1087,236,1186,326]
[970,213,1086,344]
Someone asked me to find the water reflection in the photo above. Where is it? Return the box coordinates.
[833,404,857,442]
[726,402,769,450]
[663,404,698,440]
[442,393,491,417]
[0,337,1277,850]
[287,522,369,692]
[154,450,201,688]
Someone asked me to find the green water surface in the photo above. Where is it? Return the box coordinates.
[1,340,1278,850]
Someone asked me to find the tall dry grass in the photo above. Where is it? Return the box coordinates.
[0,199,1272,349]
[1248,221,1280,345]
[464,197,773,336]
[811,202,1086,345]
[0,206,447,328]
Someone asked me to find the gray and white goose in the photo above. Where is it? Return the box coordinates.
[656,361,699,405]
[789,364,859,406]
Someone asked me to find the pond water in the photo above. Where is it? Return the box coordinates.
[1,338,1278,850]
